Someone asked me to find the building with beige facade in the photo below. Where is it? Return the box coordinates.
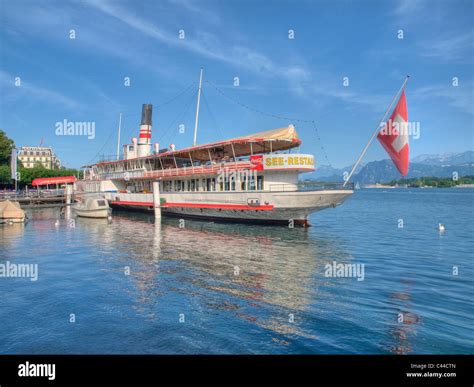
[18,146,61,169]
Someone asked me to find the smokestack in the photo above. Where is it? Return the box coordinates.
[141,104,153,126]
[137,103,153,157]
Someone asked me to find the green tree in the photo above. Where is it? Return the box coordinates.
[0,164,11,184]
[0,129,15,165]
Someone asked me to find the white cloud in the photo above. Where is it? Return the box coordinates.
[167,0,221,25]
[413,83,473,115]
[83,0,310,85]
[419,31,474,61]
[393,0,425,16]
[0,69,80,109]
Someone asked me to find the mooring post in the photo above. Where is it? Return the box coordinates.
[153,181,161,220]
[66,184,72,205]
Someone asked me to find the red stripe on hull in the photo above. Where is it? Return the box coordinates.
[111,201,153,206]
[110,200,274,211]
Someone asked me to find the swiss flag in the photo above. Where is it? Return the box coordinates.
[377,90,409,176]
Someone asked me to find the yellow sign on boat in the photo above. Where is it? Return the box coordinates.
[263,154,315,170]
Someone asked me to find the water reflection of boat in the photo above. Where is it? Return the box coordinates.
[0,221,25,242]
[76,211,352,341]
[385,281,422,354]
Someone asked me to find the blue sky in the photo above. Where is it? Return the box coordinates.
[0,0,472,169]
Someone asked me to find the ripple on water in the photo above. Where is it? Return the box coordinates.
[0,189,473,353]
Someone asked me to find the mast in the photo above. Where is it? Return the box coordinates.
[343,75,410,187]
[116,112,122,160]
[193,68,203,146]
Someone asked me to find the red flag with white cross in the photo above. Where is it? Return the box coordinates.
[377,90,409,176]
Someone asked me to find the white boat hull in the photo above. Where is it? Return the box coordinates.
[106,190,352,226]
[73,208,110,218]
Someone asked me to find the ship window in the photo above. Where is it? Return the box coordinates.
[97,200,107,207]
[249,175,256,191]
[257,176,264,190]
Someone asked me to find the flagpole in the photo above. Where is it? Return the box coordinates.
[343,75,410,187]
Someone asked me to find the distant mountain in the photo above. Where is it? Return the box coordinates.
[352,160,472,184]
[304,163,364,181]
[302,151,474,184]
[411,151,474,166]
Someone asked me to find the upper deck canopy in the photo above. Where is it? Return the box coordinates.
[95,125,301,167]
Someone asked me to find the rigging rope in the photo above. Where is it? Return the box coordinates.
[157,89,198,146]
[200,89,225,139]
[88,82,196,164]
[122,82,196,143]
[86,125,118,165]
[204,79,333,167]
[154,82,196,109]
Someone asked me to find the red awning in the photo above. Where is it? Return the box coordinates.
[31,176,76,186]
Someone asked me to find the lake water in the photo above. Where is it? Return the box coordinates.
[1,189,473,354]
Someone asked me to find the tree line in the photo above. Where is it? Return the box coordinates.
[387,176,474,188]
[0,129,81,187]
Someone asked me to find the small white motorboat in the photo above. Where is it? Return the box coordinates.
[72,198,111,218]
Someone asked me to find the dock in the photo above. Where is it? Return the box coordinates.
[0,193,70,208]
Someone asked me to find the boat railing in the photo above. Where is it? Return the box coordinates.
[268,184,297,192]
[143,161,253,179]
[298,182,354,191]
